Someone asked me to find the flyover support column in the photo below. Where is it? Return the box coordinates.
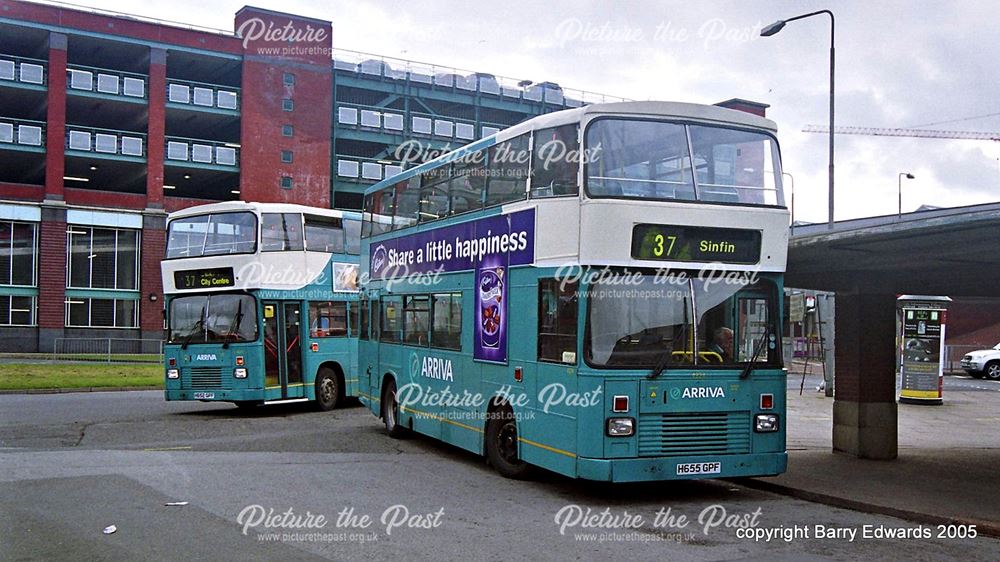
[832,292,898,459]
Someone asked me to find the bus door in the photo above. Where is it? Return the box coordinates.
[262,301,305,400]
[364,289,383,394]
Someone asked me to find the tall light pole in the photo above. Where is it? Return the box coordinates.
[898,172,915,218]
[782,172,795,234]
[761,10,835,229]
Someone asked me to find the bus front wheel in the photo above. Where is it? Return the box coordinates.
[485,408,534,480]
[315,367,341,411]
[382,379,408,438]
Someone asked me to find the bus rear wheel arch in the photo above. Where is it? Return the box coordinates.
[485,401,534,480]
[381,377,409,438]
[314,364,344,411]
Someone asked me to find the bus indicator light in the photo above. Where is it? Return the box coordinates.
[514,366,523,382]
[760,394,773,409]
[168,358,176,367]
[311,343,319,352]
[236,356,244,366]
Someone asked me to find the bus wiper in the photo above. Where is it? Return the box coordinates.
[648,323,687,380]
[740,327,769,379]
[222,299,244,349]
[181,306,206,350]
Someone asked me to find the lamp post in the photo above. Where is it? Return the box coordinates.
[898,172,915,218]
[782,172,795,234]
[761,10,835,229]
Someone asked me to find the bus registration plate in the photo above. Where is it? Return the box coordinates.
[193,392,215,399]
[676,462,721,476]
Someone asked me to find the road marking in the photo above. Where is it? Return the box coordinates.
[143,446,193,451]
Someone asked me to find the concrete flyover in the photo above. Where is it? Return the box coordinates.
[786,202,1000,459]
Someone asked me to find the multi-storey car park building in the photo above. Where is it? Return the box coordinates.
[0,0,766,352]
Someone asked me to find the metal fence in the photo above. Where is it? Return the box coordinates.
[52,338,164,364]
[944,344,985,373]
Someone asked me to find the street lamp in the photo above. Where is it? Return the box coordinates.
[898,172,915,218]
[761,10,835,229]
[782,172,795,234]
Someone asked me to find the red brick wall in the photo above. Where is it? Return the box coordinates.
[64,188,147,209]
[140,226,165,331]
[0,0,241,54]
[145,49,167,209]
[37,219,66,329]
[0,183,43,201]
[43,33,66,201]
[235,8,333,207]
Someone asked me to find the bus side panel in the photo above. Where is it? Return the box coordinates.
[507,268,578,478]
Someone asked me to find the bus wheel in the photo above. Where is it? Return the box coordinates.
[382,379,408,438]
[315,367,341,411]
[485,408,533,480]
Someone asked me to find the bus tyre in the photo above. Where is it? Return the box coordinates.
[485,408,533,480]
[986,361,1000,381]
[382,379,408,438]
[315,367,341,411]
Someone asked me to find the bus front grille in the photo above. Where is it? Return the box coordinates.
[184,367,228,390]
[637,412,751,457]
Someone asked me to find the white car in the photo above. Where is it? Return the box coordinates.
[961,343,1000,380]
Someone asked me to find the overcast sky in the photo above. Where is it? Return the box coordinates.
[55,0,1000,222]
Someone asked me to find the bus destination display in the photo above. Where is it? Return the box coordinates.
[631,224,761,264]
[174,267,235,290]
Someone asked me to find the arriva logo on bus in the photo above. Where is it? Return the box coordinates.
[670,386,726,399]
[410,352,454,382]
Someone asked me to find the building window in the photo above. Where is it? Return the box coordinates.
[0,295,35,326]
[281,150,293,164]
[283,73,295,86]
[282,98,294,112]
[282,124,294,137]
[65,297,137,328]
[280,176,293,189]
[0,221,37,286]
[66,226,139,290]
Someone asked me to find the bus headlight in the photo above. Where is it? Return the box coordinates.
[233,368,248,379]
[606,417,635,437]
[754,414,779,432]
[166,369,179,379]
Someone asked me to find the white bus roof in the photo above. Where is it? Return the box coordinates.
[492,101,777,144]
[366,100,779,196]
[167,201,361,221]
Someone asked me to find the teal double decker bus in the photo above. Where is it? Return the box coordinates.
[358,101,789,481]
[162,202,362,410]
